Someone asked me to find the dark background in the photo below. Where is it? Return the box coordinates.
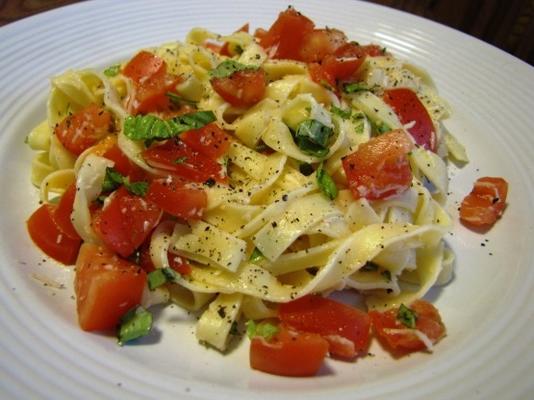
[1,0,532,66]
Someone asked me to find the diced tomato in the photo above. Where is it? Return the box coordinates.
[102,143,146,181]
[383,88,436,151]
[299,29,347,62]
[335,43,384,58]
[180,123,230,159]
[123,50,181,115]
[146,177,207,220]
[279,295,371,359]
[54,104,113,155]
[53,183,80,240]
[143,139,227,183]
[250,325,329,377]
[27,204,81,265]
[168,253,192,275]
[322,55,364,81]
[74,243,146,331]
[369,300,446,353]
[93,187,162,258]
[211,69,266,108]
[123,50,165,83]
[460,177,508,228]
[258,7,315,60]
[342,130,414,200]
[308,63,336,89]
[139,243,192,276]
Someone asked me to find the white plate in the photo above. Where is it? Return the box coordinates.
[0,0,532,398]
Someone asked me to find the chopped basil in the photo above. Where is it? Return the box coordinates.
[249,247,264,264]
[126,181,149,197]
[103,64,121,77]
[102,167,124,193]
[165,92,198,107]
[174,156,188,164]
[210,59,258,79]
[316,163,338,200]
[246,320,279,341]
[299,162,315,176]
[370,119,391,135]
[343,82,373,94]
[397,304,417,329]
[147,268,179,291]
[117,306,152,345]
[123,110,216,141]
[331,105,352,120]
[102,167,148,197]
[294,119,333,158]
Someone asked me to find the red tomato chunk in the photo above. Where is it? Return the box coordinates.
[250,325,329,377]
[75,243,146,331]
[279,295,371,359]
[54,104,113,156]
[27,203,81,265]
[93,187,161,258]
[369,300,445,353]
[460,177,508,228]
[342,130,414,200]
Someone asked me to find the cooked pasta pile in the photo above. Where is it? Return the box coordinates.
[26,8,468,364]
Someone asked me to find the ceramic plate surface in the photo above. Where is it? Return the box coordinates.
[0,0,532,399]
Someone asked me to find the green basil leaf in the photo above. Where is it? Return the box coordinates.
[294,119,333,158]
[147,267,179,291]
[103,64,121,77]
[123,110,216,141]
[102,167,124,193]
[343,82,372,94]
[316,163,338,200]
[125,181,149,197]
[165,92,198,107]
[210,59,258,79]
[246,320,279,341]
[249,247,264,264]
[117,306,152,345]
[102,167,148,197]
[331,105,352,120]
[397,304,417,329]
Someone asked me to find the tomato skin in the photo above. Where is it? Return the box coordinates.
[123,50,181,115]
[308,62,336,89]
[259,7,315,60]
[279,295,371,359]
[250,325,329,377]
[54,184,80,240]
[143,139,227,183]
[342,130,413,200]
[299,29,347,62]
[123,50,165,83]
[180,123,230,159]
[211,69,266,108]
[460,177,508,228]
[369,300,445,353]
[94,187,162,258]
[102,144,146,182]
[74,243,146,331]
[146,178,207,220]
[383,88,436,151]
[54,104,113,156]
[27,204,81,265]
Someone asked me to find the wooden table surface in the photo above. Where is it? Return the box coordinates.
[1,0,532,66]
